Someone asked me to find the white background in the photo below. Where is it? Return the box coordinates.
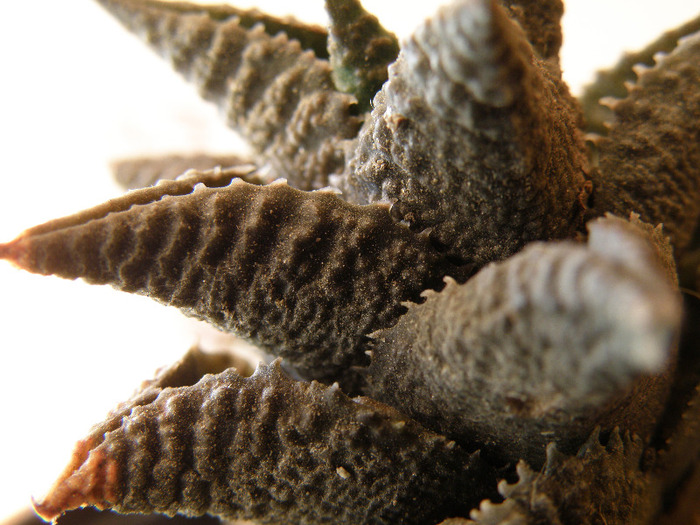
[0,0,698,520]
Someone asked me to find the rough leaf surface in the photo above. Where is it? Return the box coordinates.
[2,0,700,524]
[338,0,589,268]
[34,361,495,525]
[96,0,362,190]
[366,216,681,466]
[0,172,464,386]
[465,430,656,525]
[590,31,700,254]
[500,0,564,61]
[580,13,700,135]
[325,0,399,111]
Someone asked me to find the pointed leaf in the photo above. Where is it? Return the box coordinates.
[589,31,700,253]
[337,0,590,268]
[325,0,399,111]
[95,0,361,190]
[0,170,464,387]
[580,13,700,135]
[34,361,495,524]
[366,216,681,466]
[98,0,330,57]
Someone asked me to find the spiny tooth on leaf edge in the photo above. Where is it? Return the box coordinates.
[464,428,654,525]
[0,166,252,243]
[0,171,463,389]
[589,31,700,254]
[580,13,700,136]
[366,215,681,467]
[34,360,496,524]
[33,346,244,523]
[338,0,589,269]
[587,212,678,285]
[95,0,361,190]
[111,153,256,190]
[86,346,255,454]
[94,0,330,58]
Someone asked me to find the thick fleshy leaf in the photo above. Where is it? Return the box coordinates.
[441,362,700,525]
[679,249,700,293]
[580,13,700,135]
[337,0,589,267]
[95,0,361,190]
[80,347,256,453]
[325,0,399,111]
[0,170,464,387]
[657,456,700,524]
[678,223,700,293]
[33,360,495,524]
[366,216,681,466]
[589,31,700,254]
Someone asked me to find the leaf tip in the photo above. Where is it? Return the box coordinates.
[32,438,120,522]
[0,237,26,267]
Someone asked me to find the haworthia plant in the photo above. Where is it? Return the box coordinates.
[1,0,700,523]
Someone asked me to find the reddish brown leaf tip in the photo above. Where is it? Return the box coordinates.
[32,439,120,523]
[0,237,25,266]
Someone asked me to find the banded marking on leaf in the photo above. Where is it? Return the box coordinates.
[96,0,362,190]
[34,361,495,524]
[1,171,463,387]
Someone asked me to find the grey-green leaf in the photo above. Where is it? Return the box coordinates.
[325,0,399,111]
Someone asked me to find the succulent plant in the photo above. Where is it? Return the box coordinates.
[1,0,700,523]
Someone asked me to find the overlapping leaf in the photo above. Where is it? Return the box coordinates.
[34,359,495,525]
[366,215,681,466]
[2,0,700,524]
[96,0,362,190]
[338,0,590,268]
[0,169,464,387]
